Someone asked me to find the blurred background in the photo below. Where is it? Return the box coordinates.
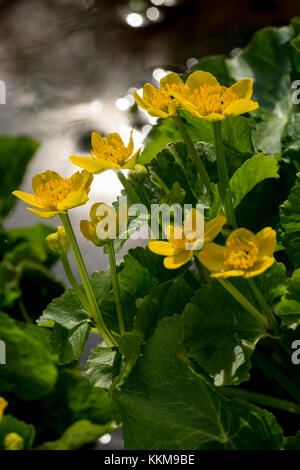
[0,0,299,449]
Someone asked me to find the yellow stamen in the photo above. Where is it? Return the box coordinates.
[35,179,76,210]
[224,238,259,270]
[93,138,127,165]
[189,85,238,115]
[150,83,185,112]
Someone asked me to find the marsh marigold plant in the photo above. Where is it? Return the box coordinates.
[171,70,259,121]
[69,131,140,173]
[12,170,93,218]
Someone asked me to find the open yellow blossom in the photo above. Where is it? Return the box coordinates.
[170,70,259,121]
[198,227,276,278]
[134,73,185,118]
[81,202,128,247]
[69,131,140,174]
[0,397,8,420]
[149,210,226,269]
[12,170,93,219]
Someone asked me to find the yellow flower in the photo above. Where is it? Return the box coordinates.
[149,210,226,269]
[0,397,8,421]
[170,70,259,121]
[12,170,93,219]
[4,433,24,450]
[134,73,185,118]
[81,202,128,247]
[69,131,140,174]
[198,227,276,278]
[46,226,69,254]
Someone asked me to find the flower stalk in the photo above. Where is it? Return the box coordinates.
[60,252,90,313]
[172,115,213,199]
[118,171,142,204]
[248,278,280,336]
[107,241,126,336]
[59,213,117,347]
[212,121,237,229]
[217,278,269,329]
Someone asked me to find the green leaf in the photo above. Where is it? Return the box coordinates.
[277,268,300,326]
[139,111,252,166]
[85,346,123,390]
[279,173,300,267]
[36,419,117,450]
[227,25,294,114]
[230,153,280,207]
[118,315,283,450]
[119,331,142,365]
[0,415,35,450]
[183,281,266,386]
[284,430,300,449]
[0,311,57,399]
[135,276,194,342]
[0,137,39,219]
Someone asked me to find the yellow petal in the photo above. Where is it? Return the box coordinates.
[224,98,259,117]
[143,83,158,102]
[69,156,120,173]
[226,228,256,247]
[106,132,124,148]
[69,170,93,193]
[211,269,245,279]
[27,208,63,218]
[123,148,140,169]
[146,108,170,118]
[255,227,277,259]
[203,112,226,121]
[204,216,226,243]
[134,91,150,110]
[80,220,100,245]
[230,78,253,100]
[32,171,62,192]
[148,241,180,256]
[91,132,105,154]
[126,130,134,156]
[163,250,193,269]
[170,91,198,112]
[198,242,226,272]
[185,70,219,92]
[243,257,275,278]
[12,190,44,208]
[57,191,89,211]
[160,72,183,88]
[0,397,8,420]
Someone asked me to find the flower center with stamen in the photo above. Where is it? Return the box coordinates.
[35,179,75,210]
[189,85,238,115]
[93,138,128,164]
[150,83,185,112]
[224,238,259,270]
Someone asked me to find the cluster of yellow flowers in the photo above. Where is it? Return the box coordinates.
[12,70,276,279]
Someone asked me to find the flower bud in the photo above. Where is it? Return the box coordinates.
[128,164,147,184]
[46,226,69,255]
[4,433,24,450]
[0,397,8,421]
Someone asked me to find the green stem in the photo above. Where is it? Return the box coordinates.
[220,387,300,415]
[217,278,269,329]
[60,213,117,347]
[150,169,170,194]
[248,279,280,336]
[107,242,125,336]
[118,171,142,204]
[173,115,213,198]
[253,349,300,404]
[18,300,32,324]
[60,252,90,312]
[212,121,237,229]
